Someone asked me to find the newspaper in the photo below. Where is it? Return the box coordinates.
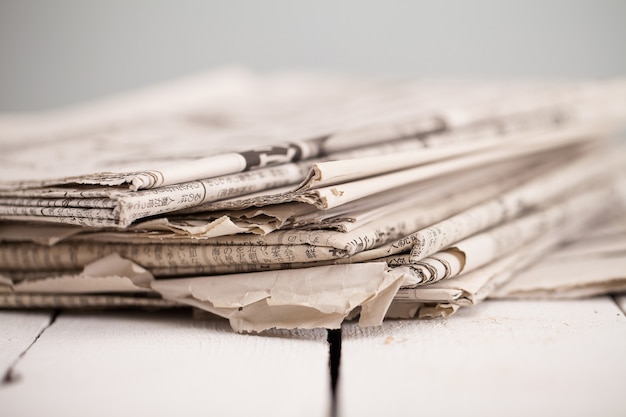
[0,149,552,243]
[0,148,608,278]
[1,73,625,228]
[492,216,626,299]
[0,252,178,309]
[349,145,622,263]
[0,136,501,228]
[0,294,178,309]
[389,230,574,319]
[1,69,626,332]
[385,179,622,286]
[0,123,596,228]
[388,183,626,319]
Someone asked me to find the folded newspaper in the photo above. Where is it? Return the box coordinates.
[1,69,625,332]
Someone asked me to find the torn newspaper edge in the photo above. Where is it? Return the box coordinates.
[151,262,404,332]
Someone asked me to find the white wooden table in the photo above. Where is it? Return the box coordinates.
[2,297,625,417]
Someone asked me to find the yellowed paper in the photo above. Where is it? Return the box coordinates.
[152,263,404,332]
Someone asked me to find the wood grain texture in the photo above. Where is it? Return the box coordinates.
[339,298,626,417]
[0,309,330,417]
[0,310,53,380]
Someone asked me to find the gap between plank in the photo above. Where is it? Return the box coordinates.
[327,327,342,417]
[1,310,59,385]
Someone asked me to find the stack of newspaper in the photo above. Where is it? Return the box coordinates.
[1,69,625,332]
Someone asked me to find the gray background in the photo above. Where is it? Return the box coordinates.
[1,0,625,111]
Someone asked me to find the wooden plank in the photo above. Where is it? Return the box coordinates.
[0,309,331,417]
[0,310,53,380]
[339,298,626,417]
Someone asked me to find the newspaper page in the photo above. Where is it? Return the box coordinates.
[492,215,626,299]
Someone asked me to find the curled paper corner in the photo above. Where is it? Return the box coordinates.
[133,216,253,238]
[417,303,460,319]
[0,273,14,287]
[152,262,405,332]
[9,253,156,294]
[358,267,405,327]
[82,253,154,288]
